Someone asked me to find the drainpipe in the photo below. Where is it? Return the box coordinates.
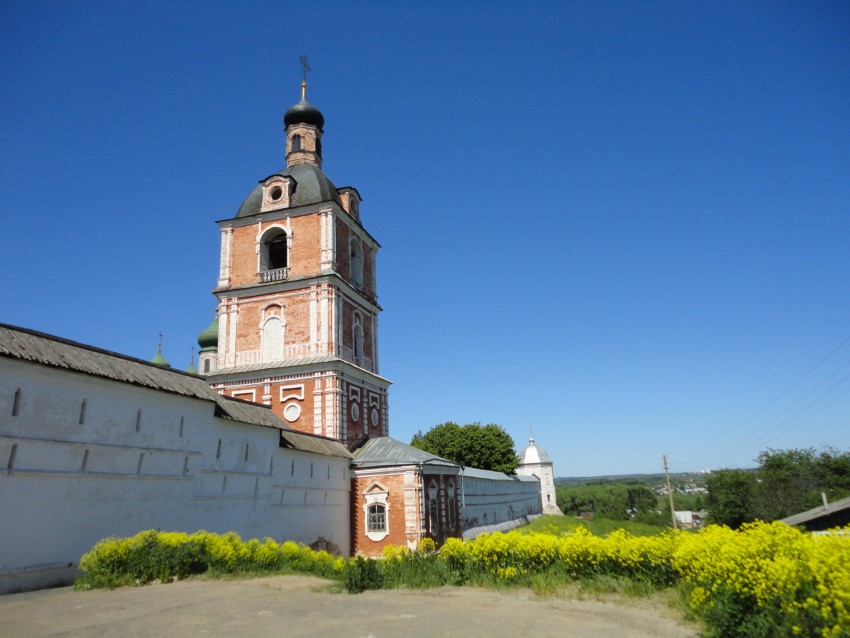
[416,462,426,546]
[460,466,466,508]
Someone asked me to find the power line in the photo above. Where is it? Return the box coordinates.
[670,330,850,469]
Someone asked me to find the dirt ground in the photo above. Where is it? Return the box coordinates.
[0,575,699,638]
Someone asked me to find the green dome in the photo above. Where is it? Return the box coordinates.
[198,317,219,352]
[150,347,170,368]
[185,358,198,375]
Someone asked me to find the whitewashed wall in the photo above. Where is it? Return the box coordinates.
[459,468,542,538]
[0,359,350,594]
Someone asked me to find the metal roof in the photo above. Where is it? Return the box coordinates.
[207,355,342,377]
[235,164,342,218]
[352,436,458,468]
[462,467,538,482]
[780,495,850,527]
[207,355,391,383]
[519,437,553,465]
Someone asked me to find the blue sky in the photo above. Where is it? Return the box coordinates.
[3,1,849,476]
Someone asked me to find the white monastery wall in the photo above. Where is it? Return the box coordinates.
[459,470,542,539]
[0,358,350,594]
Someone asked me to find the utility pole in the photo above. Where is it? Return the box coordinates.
[664,454,678,529]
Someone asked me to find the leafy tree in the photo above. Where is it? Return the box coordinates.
[814,446,850,497]
[706,469,757,528]
[556,483,657,521]
[706,447,850,527]
[410,422,519,474]
[753,448,819,521]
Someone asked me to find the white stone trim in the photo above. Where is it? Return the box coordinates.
[279,384,304,402]
[319,208,335,272]
[282,402,302,422]
[218,228,233,287]
[363,482,390,542]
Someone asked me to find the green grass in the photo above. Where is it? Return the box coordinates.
[517,514,668,537]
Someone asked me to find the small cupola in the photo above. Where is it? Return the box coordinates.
[284,80,324,169]
[150,334,170,368]
[197,316,219,376]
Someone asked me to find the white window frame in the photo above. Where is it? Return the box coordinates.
[363,482,390,542]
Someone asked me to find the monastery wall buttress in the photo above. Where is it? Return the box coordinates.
[205,81,390,450]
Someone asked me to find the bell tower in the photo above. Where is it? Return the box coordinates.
[205,73,390,448]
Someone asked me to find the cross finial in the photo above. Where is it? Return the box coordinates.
[157,331,164,349]
[299,55,311,82]
[299,55,311,100]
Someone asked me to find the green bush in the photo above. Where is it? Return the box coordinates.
[343,556,383,593]
[75,530,345,590]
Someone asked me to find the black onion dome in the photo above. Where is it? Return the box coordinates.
[284,96,324,130]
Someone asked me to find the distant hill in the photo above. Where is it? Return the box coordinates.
[555,471,718,486]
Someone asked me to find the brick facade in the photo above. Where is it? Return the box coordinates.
[351,469,461,557]
[206,85,389,449]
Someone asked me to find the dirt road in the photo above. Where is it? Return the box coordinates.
[0,575,698,637]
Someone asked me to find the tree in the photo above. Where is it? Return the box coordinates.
[706,447,850,527]
[706,469,757,528]
[410,422,520,474]
[814,447,850,498]
[555,483,657,521]
[753,448,819,521]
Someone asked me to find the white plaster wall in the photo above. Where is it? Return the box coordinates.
[0,359,350,593]
[516,462,561,515]
[458,473,542,535]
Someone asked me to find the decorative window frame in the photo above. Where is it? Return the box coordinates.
[280,384,304,403]
[259,176,294,212]
[260,314,285,363]
[257,225,291,275]
[363,482,390,542]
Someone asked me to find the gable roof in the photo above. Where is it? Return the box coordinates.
[351,436,458,469]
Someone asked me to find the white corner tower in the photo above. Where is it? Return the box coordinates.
[516,435,563,516]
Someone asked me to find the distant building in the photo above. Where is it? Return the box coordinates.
[674,510,706,529]
[516,436,563,515]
